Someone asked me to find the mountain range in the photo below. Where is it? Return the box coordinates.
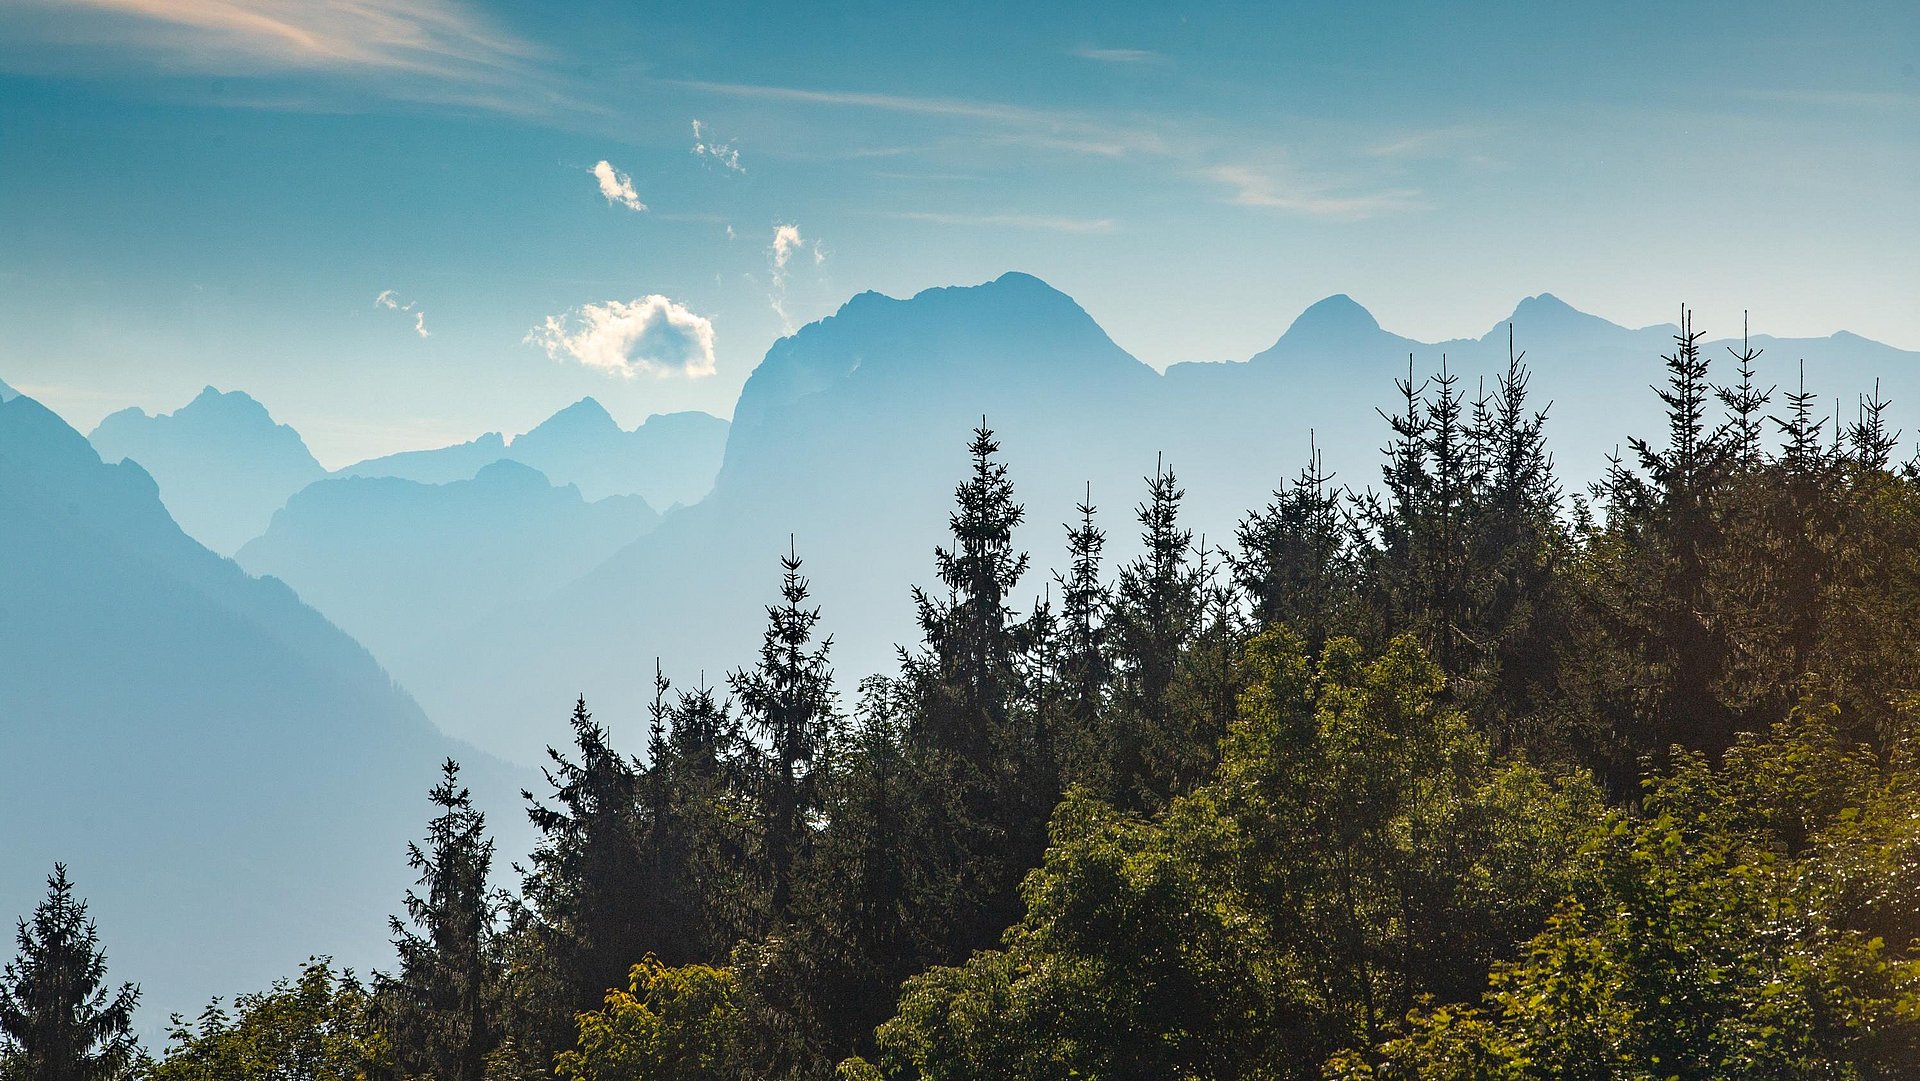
[334,400,729,509]
[0,393,531,1031]
[419,275,1920,763]
[10,273,1916,1023]
[86,390,728,558]
[89,387,326,555]
[43,274,1920,770]
[236,460,659,685]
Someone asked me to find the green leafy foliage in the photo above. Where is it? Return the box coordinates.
[1346,708,1920,1078]
[864,630,1601,1080]
[554,960,745,1081]
[146,959,389,1081]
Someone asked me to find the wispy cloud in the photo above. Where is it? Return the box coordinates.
[666,78,1064,127]
[770,224,806,280]
[1071,46,1162,64]
[374,289,429,338]
[526,296,717,379]
[767,224,824,331]
[1362,124,1503,171]
[878,211,1117,234]
[1205,165,1422,220]
[691,119,745,173]
[6,0,558,114]
[590,160,646,211]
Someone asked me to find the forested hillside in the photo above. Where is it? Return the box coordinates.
[12,316,1920,1079]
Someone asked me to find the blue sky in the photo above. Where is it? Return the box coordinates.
[0,0,1914,465]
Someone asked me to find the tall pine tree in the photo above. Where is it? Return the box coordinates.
[384,759,499,1081]
[731,541,837,928]
[512,695,649,1061]
[0,866,139,1081]
[1107,457,1206,809]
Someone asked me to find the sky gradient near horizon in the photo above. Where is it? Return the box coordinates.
[0,1,1914,466]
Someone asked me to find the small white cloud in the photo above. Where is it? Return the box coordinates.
[691,119,745,173]
[374,289,429,337]
[591,160,646,211]
[770,223,806,280]
[766,224,822,332]
[526,296,716,379]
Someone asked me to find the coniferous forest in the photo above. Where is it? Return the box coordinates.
[11,318,1920,1080]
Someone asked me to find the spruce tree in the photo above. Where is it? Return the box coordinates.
[648,672,755,960]
[0,866,139,1081]
[909,422,1030,769]
[1594,309,1740,764]
[730,541,836,927]
[518,697,648,1030]
[1107,457,1205,809]
[1235,434,1357,653]
[1052,484,1109,787]
[1421,355,1477,674]
[384,759,499,1081]
[1774,359,1830,473]
[1846,381,1899,471]
[904,421,1036,958]
[1463,328,1567,739]
[1713,314,1772,467]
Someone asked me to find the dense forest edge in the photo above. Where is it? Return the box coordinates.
[8,311,1920,1079]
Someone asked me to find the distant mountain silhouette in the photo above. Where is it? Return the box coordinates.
[333,430,513,486]
[89,387,324,555]
[237,460,659,692]
[337,400,728,508]
[0,393,529,1030]
[400,274,1920,764]
[0,376,16,401]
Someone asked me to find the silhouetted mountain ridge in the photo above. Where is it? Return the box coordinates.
[238,457,660,687]
[339,401,727,508]
[89,386,325,555]
[0,393,527,1031]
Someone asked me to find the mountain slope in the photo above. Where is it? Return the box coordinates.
[0,394,529,1030]
[333,430,513,486]
[337,402,729,508]
[88,387,325,555]
[237,460,659,688]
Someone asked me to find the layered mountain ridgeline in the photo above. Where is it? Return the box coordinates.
[54,276,1918,771]
[84,389,726,560]
[88,387,325,555]
[0,393,530,1031]
[335,399,729,509]
[236,460,659,691]
[0,376,16,400]
[419,274,1920,764]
